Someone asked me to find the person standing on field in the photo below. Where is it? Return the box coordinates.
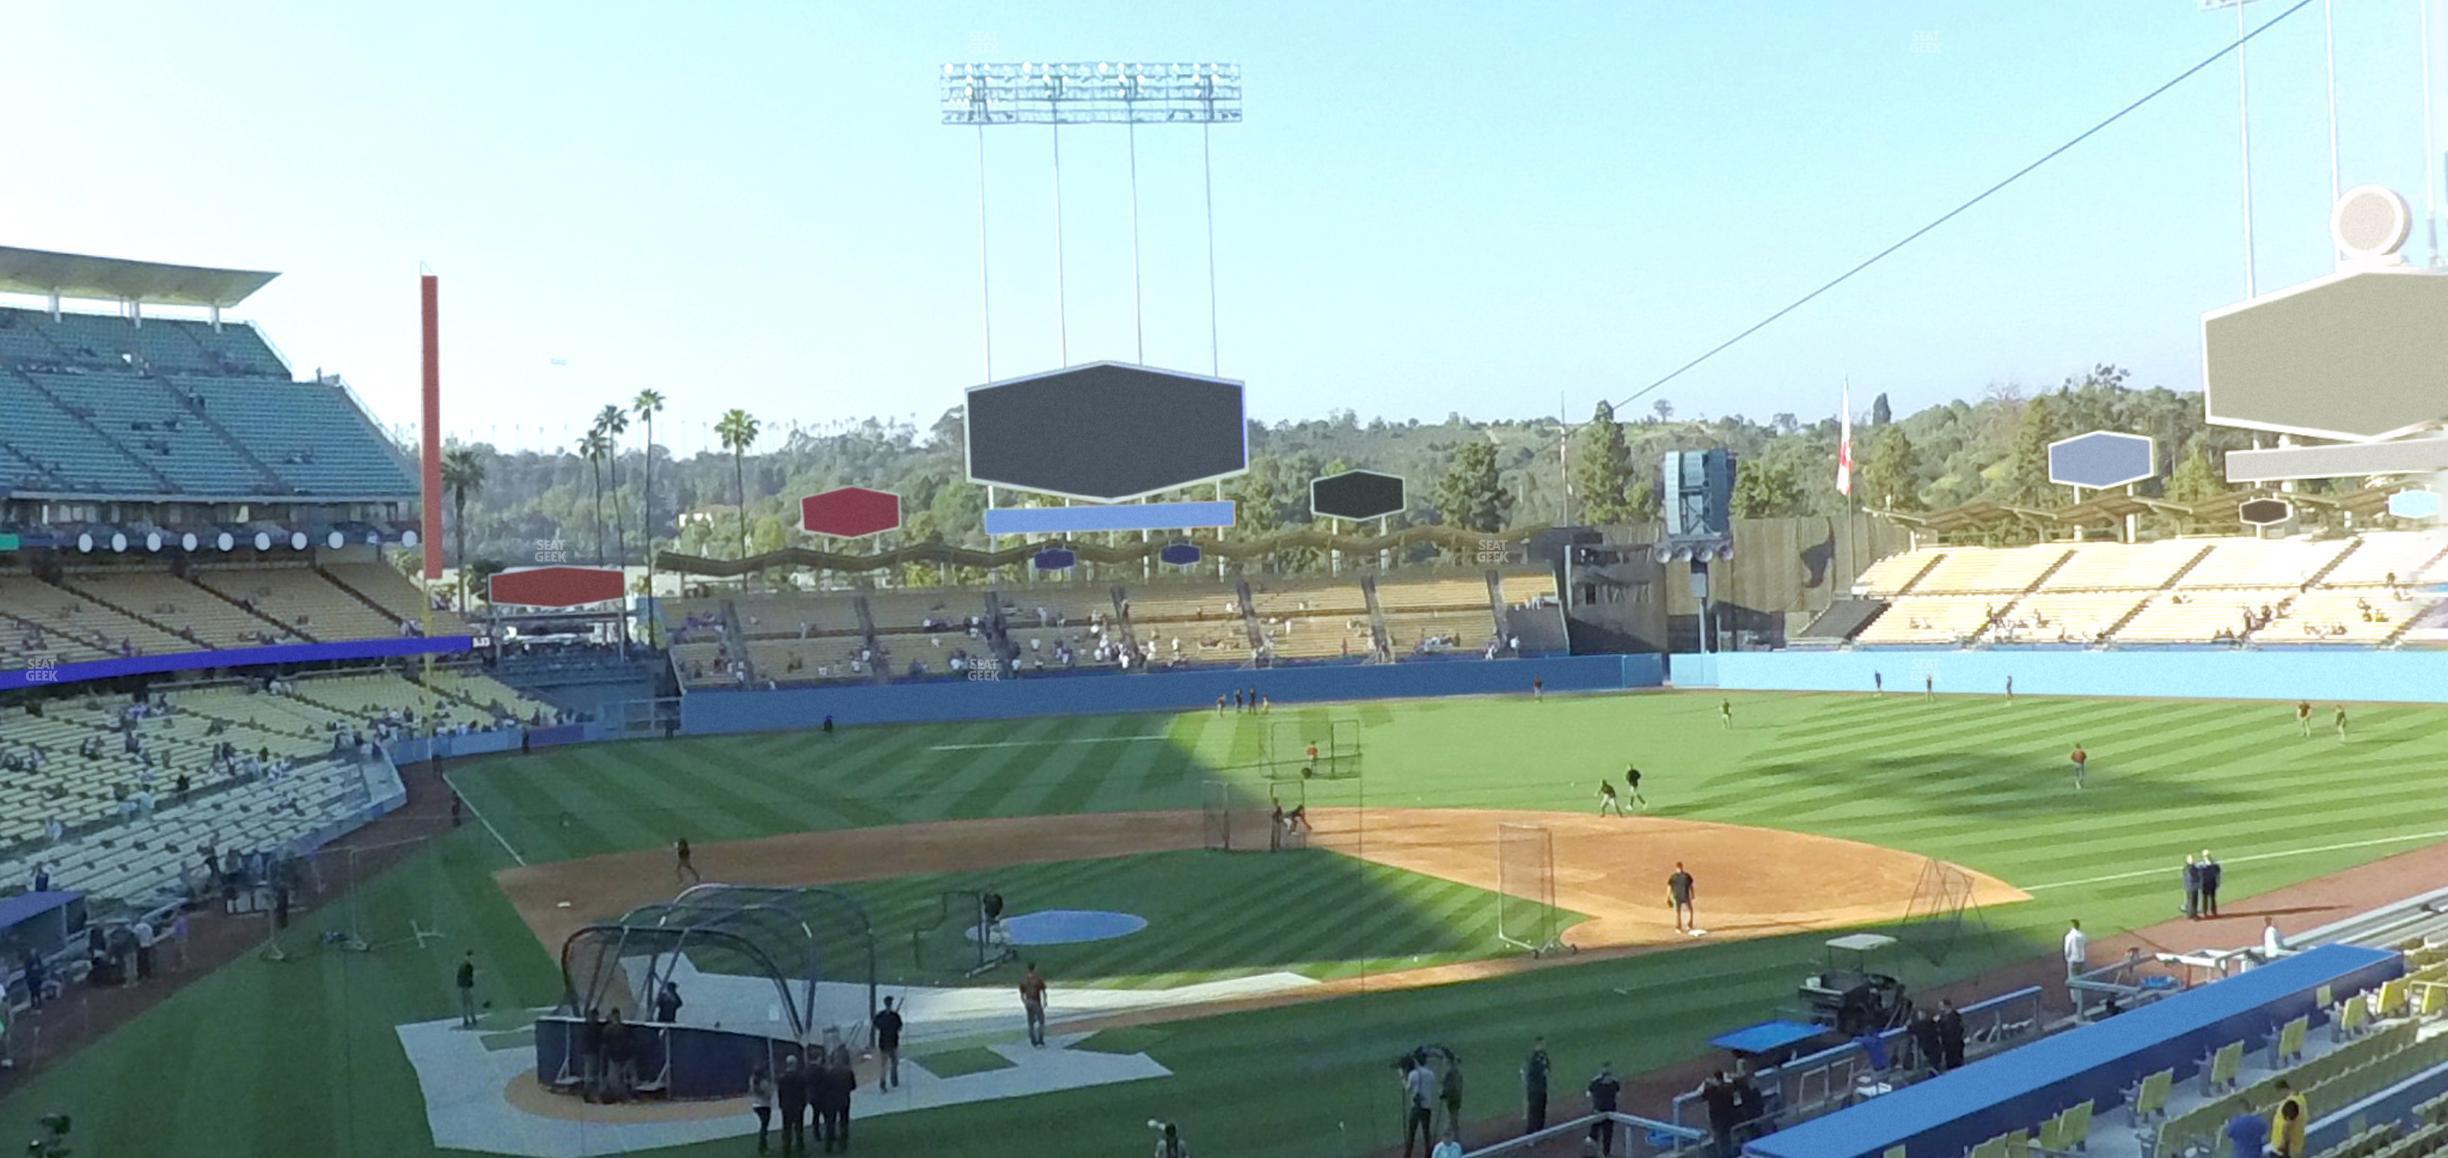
[1439,1054,1466,1142]
[1585,1062,1623,1156]
[1924,673,1935,700]
[1401,1052,1437,1158]
[2335,705,2350,742]
[871,996,904,1089]
[2182,854,2202,920]
[2069,743,2088,790]
[675,837,700,886]
[1668,863,1697,933]
[2297,700,2313,737]
[748,1058,776,1153]
[776,1052,809,1156]
[2063,919,2089,982]
[1018,962,1049,1047]
[1718,700,1733,729]
[1597,779,1623,817]
[455,950,480,1028]
[2199,850,2223,918]
[1522,1036,1551,1134]
[1624,765,1647,809]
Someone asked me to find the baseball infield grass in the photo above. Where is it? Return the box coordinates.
[6,689,2448,1157]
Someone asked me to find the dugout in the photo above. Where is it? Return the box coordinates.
[537,884,875,1100]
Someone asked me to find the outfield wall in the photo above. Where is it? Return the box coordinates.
[1671,648,2448,704]
[680,654,1665,734]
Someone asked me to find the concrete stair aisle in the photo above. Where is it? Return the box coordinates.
[2299,537,2365,591]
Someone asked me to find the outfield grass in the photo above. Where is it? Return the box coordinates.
[841,850,1575,989]
[7,689,2447,1157]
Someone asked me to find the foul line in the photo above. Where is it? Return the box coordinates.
[442,771,528,867]
[928,735,1173,751]
[2025,827,2448,892]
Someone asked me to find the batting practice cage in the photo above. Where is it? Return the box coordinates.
[542,884,876,1099]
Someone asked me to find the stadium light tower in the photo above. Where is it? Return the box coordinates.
[942,62,1243,377]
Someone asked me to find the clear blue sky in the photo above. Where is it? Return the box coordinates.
[6,0,2440,454]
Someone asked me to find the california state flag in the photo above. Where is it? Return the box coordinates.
[1835,382,1855,497]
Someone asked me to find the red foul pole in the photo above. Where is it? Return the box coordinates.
[420,274,443,580]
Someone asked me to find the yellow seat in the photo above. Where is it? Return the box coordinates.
[2379,978,2412,1017]
[2207,1040,2244,1093]
[2276,1014,2309,1065]
[2063,1099,2093,1149]
[2134,1068,2174,1122]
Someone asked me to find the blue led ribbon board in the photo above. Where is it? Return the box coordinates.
[984,501,1237,536]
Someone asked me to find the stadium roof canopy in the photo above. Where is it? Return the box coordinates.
[0,246,278,309]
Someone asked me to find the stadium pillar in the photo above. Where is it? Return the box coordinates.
[421,274,443,583]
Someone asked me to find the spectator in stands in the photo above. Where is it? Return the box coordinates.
[2224,1104,2270,1158]
[21,949,45,1011]
[131,917,155,981]
[2270,1080,2309,1157]
[28,863,48,894]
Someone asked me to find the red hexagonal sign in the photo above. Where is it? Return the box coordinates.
[800,487,902,539]
[489,566,625,608]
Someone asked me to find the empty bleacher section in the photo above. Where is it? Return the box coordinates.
[1854,595,2002,645]
[320,562,469,636]
[60,569,296,649]
[1830,533,2448,647]
[0,307,409,501]
[0,565,457,675]
[191,564,397,642]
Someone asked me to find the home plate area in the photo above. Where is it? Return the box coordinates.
[397,952,1310,1158]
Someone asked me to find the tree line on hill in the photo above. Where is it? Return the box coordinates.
[423,364,2290,589]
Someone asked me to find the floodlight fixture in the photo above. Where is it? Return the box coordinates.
[941,61,1243,125]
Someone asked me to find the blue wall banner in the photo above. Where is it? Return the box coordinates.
[682,654,1665,733]
[1673,648,2448,704]
[983,500,1237,536]
[0,634,478,690]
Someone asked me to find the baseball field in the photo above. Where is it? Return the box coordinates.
[6,686,2447,1157]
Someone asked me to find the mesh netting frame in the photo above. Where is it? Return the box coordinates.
[1265,720,1362,781]
[1496,823,1564,957]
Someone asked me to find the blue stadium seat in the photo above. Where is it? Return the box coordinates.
[0,370,159,493]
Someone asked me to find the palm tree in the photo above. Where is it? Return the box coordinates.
[440,446,486,613]
[594,404,631,569]
[580,430,610,564]
[632,389,666,641]
[715,408,760,561]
